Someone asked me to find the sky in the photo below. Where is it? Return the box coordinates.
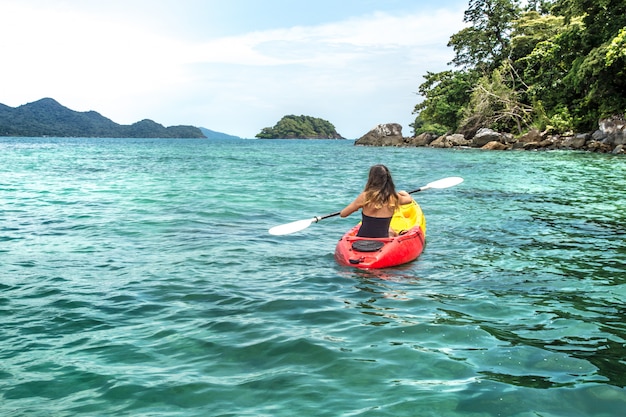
[0,0,468,138]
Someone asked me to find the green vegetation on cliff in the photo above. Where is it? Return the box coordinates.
[413,0,626,136]
[0,98,205,138]
[256,115,344,139]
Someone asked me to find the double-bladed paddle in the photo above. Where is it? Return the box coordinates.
[268,176,464,236]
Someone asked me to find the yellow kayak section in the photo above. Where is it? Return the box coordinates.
[390,200,426,236]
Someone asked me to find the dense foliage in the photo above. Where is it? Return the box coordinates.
[256,115,344,139]
[412,0,626,135]
[0,98,205,138]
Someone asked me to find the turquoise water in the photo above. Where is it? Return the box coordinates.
[1,137,625,416]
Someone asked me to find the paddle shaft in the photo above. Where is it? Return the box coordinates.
[313,186,425,223]
[268,177,463,235]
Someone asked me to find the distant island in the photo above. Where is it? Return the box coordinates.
[256,115,344,139]
[199,127,241,140]
[0,98,205,138]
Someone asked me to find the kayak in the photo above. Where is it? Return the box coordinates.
[334,201,426,269]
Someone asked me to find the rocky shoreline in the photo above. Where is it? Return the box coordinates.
[355,116,626,155]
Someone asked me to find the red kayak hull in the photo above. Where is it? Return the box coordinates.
[334,224,425,269]
[334,201,426,269]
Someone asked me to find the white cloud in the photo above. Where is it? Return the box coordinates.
[180,9,463,136]
[192,8,460,67]
[0,2,465,137]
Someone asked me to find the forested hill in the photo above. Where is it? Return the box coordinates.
[413,0,626,137]
[256,115,344,139]
[0,98,205,138]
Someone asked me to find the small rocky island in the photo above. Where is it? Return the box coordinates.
[355,117,626,155]
[256,115,344,139]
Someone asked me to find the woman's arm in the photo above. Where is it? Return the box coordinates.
[340,193,364,217]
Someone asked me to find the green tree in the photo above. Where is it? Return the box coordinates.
[459,61,535,135]
[413,0,626,137]
[550,0,626,127]
[414,0,523,135]
[448,0,522,71]
[606,26,626,66]
[524,0,554,13]
[412,70,477,134]
[255,115,343,139]
[509,11,565,61]
[510,10,576,128]
[553,0,626,47]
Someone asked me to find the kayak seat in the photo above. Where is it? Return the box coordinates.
[352,240,384,252]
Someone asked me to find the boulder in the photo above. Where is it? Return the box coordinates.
[429,133,471,148]
[502,133,516,144]
[521,141,542,150]
[355,123,403,146]
[599,115,625,146]
[592,129,607,141]
[587,140,613,153]
[561,133,588,149]
[406,132,438,147]
[473,128,503,147]
[538,137,558,149]
[518,128,543,143]
[520,136,558,150]
[481,141,509,150]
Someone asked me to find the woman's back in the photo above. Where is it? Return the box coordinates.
[340,164,413,238]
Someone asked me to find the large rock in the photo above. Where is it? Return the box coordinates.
[561,133,589,149]
[587,140,614,153]
[481,141,509,150]
[473,128,503,147]
[430,133,471,148]
[599,115,625,146]
[518,128,543,143]
[406,132,438,147]
[355,123,404,146]
[513,128,549,150]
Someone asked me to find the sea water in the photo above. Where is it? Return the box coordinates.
[1,137,625,416]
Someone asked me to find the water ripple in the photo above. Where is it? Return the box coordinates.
[1,139,625,416]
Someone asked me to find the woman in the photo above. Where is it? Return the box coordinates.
[340,164,413,238]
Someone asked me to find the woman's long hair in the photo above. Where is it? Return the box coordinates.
[362,164,398,210]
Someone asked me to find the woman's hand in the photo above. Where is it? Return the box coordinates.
[397,190,413,205]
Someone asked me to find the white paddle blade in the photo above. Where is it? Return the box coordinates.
[425,176,464,189]
[268,218,315,235]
